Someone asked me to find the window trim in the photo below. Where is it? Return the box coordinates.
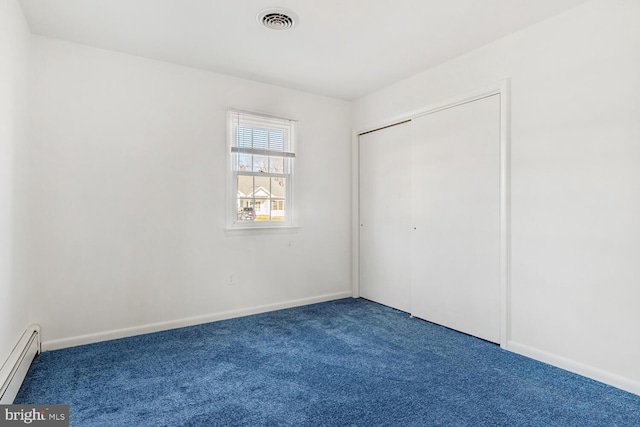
[226,108,298,230]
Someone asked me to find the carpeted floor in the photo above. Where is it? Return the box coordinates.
[15,298,640,426]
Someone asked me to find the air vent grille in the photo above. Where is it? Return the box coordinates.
[257,8,298,30]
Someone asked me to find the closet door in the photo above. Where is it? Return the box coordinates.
[359,122,411,312]
[411,95,501,343]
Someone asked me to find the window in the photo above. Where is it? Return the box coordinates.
[228,110,296,228]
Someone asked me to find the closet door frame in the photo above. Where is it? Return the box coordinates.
[352,80,511,348]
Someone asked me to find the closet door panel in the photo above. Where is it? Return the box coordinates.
[359,122,411,312]
[411,95,501,343]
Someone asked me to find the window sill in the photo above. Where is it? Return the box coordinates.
[224,225,300,236]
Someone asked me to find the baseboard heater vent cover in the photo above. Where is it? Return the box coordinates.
[0,325,41,404]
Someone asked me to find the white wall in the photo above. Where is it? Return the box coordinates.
[27,37,352,348]
[0,0,31,368]
[354,0,640,394]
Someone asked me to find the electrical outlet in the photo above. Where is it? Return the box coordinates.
[227,272,235,286]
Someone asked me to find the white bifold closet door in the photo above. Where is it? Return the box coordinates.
[410,95,501,343]
[359,121,412,312]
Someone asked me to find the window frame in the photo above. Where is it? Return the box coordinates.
[226,109,297,230]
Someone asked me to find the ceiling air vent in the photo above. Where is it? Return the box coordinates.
[257,8,298,31]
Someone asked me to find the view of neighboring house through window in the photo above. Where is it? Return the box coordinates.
[229,110,296,226]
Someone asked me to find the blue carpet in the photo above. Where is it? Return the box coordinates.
[15,298,640,426]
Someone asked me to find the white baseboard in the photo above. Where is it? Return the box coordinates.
[507,341,640,396]
[42,292,353,351]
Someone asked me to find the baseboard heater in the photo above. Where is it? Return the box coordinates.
[0,325,41,404]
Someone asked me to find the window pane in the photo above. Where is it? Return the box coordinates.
[236,175,287,222]
[252,199,268,220]
[237,175,255,222]
[269,156,284,173]
[271,177,286,199]
[254,176,270,196]
[254,176,271,221]
[237,199,255,221]
[253,155,269,173]
[237,153,251,171]
[237,175,253,197]
[272,177,286,221]
[271,199,285,221]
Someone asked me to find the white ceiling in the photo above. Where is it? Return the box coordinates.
[18,0,592,100]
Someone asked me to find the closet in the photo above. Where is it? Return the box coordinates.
[359,94,502,343]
